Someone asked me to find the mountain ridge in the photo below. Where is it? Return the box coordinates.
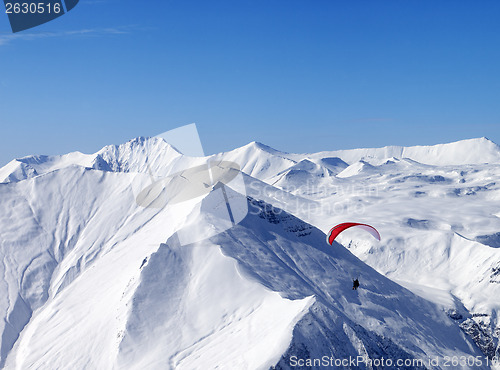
[2,137,498,185]
[0,135,499,368]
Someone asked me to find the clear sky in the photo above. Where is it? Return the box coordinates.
[0,0,499,165]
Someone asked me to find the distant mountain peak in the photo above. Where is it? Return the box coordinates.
[100,136,181,153]
[303,137,500,166]
[242,141,289,155]
[94,136,182,174]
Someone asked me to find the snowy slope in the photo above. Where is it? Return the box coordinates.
[2,137,496,184]
[0,167,172,368]
[1,136,500,369]
[217,137,500,361]
[0,151,94,183]
[235,146,500,361]
[0,137,184,184]
[267,159,341,193]
[219,141,298,181]
[218,198,483,363]
[306,137,500,166]
[93,137,184,176]
[3,186,483,369]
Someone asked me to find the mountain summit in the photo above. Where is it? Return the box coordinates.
[0,137,499,368]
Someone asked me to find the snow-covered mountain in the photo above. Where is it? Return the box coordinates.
[0,137,499,369]
[0,137,185,184]
[306,137,500,166]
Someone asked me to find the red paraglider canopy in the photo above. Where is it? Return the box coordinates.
[326,222,381,245]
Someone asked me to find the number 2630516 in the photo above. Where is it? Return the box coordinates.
[5,2,62,14]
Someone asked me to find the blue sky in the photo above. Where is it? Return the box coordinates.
[0,0,499,165]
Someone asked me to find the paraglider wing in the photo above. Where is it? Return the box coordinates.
[326,222,381,245]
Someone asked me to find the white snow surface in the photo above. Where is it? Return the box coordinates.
[305,137,500,166]
[0,136,499,369]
